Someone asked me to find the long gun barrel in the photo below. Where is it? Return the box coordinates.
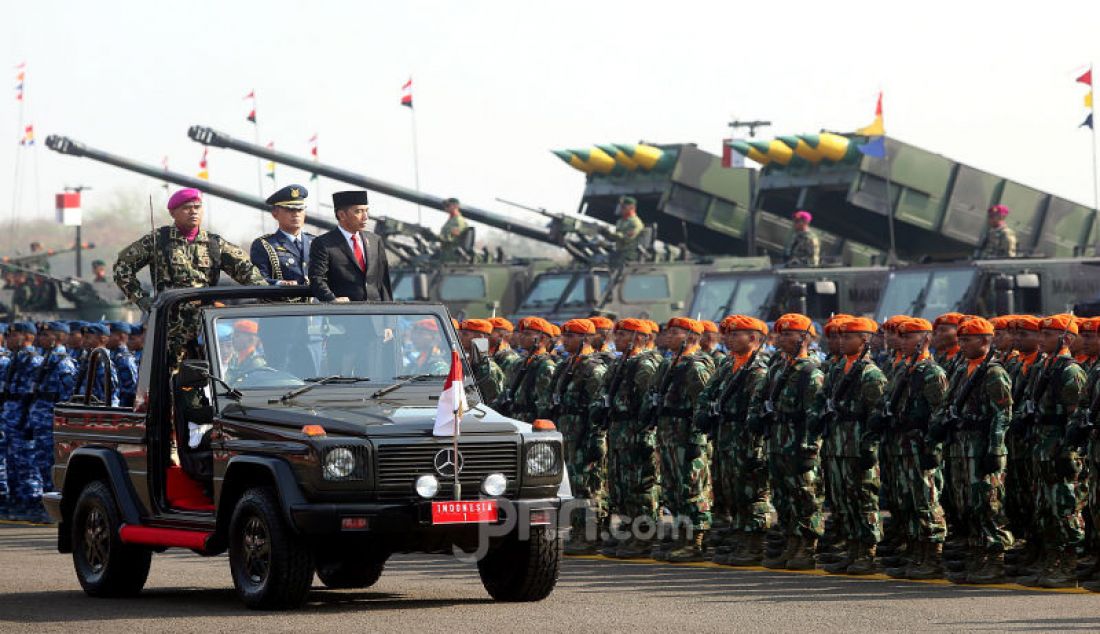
[2,243,95,264]
[45,135,339,232]
[187,125,555,245]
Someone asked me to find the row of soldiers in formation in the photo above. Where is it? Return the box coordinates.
[0,320,143,522]
[454,310,1100,590]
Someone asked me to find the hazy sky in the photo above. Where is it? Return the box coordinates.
[5,0,1100,245]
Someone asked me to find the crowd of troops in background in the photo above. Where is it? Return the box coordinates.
[468,308,1100,590]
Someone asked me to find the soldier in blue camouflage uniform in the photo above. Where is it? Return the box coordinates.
[20,321,76,522]
[882,318,950,579]
[1015,314,1086,588]
[596,319,662,559]
[129,324,145,367]
[546,319,610,555]
[930,316,1014,584]
[815,317,887,575]
[696,315,772,566]
[0,324,10,515]
[107,322,139,407]
[75,323,120,406]
[2,322,43,520]
[644,317,715,562]
[751,313,825,570]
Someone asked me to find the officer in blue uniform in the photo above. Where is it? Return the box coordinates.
[250,184,316,376]
[130,323,145,367]
[21,321,76,522]
[107,322,139,407]
[0,323,11,515]
[1,322,43,519]
[75,323,119,406]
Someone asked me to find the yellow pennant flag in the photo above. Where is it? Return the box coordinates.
[1087,90,1093,109]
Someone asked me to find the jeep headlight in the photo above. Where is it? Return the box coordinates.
[323,447,356,480]
[525,442,560,477]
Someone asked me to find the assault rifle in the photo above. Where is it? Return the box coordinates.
[879,338,926,432]
[1019,314,1074,431]
[591,331,638,423]
[820,339,872,439]
[702,345,761,435]
[643,340,688,428]
[943,346,997,433]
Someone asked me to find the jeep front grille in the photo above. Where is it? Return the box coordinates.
[375,441,520,500]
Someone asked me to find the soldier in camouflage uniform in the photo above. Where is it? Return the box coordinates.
[496,317,556,422]
[783,210,820,268]
[750,313,825,570]
[106,322,139,407]
[696,315,772,566]
[545,319,610,554]
[1074,317,1100,592]
[698,320,726,366]
[587,316,616,358]
[931,312,967,554]
[438,197,469,259]
[1004,315,1044,568]
[488,317,522,377]
[882,318,950,579]
[597,319,663,559]
[2,322,42,520]
[608,196,645,260]
[405,319,450,376]
[929,317,1014,584]
[1015,314,1086,588]
[459,319,505,404]
[645,317,715,562]
[113,188,266,367]
[0,326,10,516]
[814,317,886,575]
[817,314,853,560]
[977,204,1017,259]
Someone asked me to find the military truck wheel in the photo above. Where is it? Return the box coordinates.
[228,486,314,610]
[477,525,561,601]
[71,480,152,597]
[315,544,388,589]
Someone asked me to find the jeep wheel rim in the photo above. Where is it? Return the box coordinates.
[241,516,270,585]
[83,507,109,575]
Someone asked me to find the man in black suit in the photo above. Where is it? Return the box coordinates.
[308,190,392,303]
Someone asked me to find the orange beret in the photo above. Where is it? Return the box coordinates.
[1041,313,1079,335]
[774,313,812,333]
[724,315,768,335]
[896,317,933,334]
[519,316,554,337]
[825,316,853,335]
[840,317,878,334]
[644,320,660,334]
[616,318,649,334]
[990,316,1012,331]
[957,316,994,336]
[415,318,440,332]
[666,316,703,334]
[234,319,259,334]
[550,323,561,337]
[934,312,966,328]
[1081,317,1100,333]
[561,318,595,335]
[1013,315,1041,331]
[700,320,719,334]
[588,316,614,330]
[460,319,493,335]
[488,317,514,332]
[882,315,909,332]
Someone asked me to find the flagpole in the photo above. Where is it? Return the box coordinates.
[884,143,897,265]
[251,91,265,234]
[1090,64,1099,256]
[410,107,423,227]
[453,398,461,502]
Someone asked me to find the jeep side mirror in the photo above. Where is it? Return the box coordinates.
[413,273,430,301]
[179,360,211,389]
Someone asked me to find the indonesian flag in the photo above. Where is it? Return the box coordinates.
[401,77,413,108]
[433,351,467,436]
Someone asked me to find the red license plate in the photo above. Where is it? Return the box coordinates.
[431,500,498,525]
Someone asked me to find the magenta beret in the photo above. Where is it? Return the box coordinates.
[793,210,812,223]
[988,204,1010,217]
[167,188,202,211]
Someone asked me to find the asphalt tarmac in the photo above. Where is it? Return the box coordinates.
[0,523,1097,632]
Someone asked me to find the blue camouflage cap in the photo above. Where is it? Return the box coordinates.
[12,321,37,334]
[109,321,131,335]
[130,323,144,336]
[68,320,86,332]
[45,321,70,334]
[85,323,109,336]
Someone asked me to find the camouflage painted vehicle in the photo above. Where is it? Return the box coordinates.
[0,259,138,323]
[391,259,559,320]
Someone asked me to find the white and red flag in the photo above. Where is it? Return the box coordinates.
[433,351,466,436]
[400,77,413,108]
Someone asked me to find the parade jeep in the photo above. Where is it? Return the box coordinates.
[45,286,568,610]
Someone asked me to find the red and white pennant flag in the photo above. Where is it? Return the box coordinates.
[400,77,413,108]
[433,350,466,436]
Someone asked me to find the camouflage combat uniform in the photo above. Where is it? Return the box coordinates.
[694,349,771,563]
[1078,360,1100,590]
[498,351,555,423]
[931,356,1014,582]
[111,344,139,407]
[612,214,645,259]
[1,345,42,515]
[750,353,825,568]
[545,350,609,543]
[471,355,505,404]
[814,353,887,571]
[783,229,820,267]
[1005,351,1043,541]
[493,345,522,377]
[977,224,1017,259]
[113,227,266,365]
[22,344,76,513]
[439,214,469,258]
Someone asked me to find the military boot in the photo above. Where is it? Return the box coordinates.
[615,536,654,559]
[1082,575,1100,593]
[1039,549,1079,589]
[763,536,799,569]
[967,550,1008,584]
[727,532,766,566]
[786,537,818,570]
[817,538,849,565]
[564,532,599,556]
[650,534,677,561]
[823,542,858,574]
[667,531,707,563]
[1017,548,1058,586]
[947,549,981,584]
[845,543,877,575]
[907,542,946,580]
[712,532,742,565]
[879,541,912,569]
[885,541,919,578]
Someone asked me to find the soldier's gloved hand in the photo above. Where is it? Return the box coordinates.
[980,453,1004,475]
[918,452,941,471]
[136,297,153,312]
[858,447,878,471]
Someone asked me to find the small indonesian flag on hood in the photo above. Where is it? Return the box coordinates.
[433,351,467,436]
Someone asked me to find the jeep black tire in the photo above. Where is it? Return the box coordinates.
[315,544,388,589]
[477,525,561,601]
[228,486,314,610]
[71,480,152,597]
